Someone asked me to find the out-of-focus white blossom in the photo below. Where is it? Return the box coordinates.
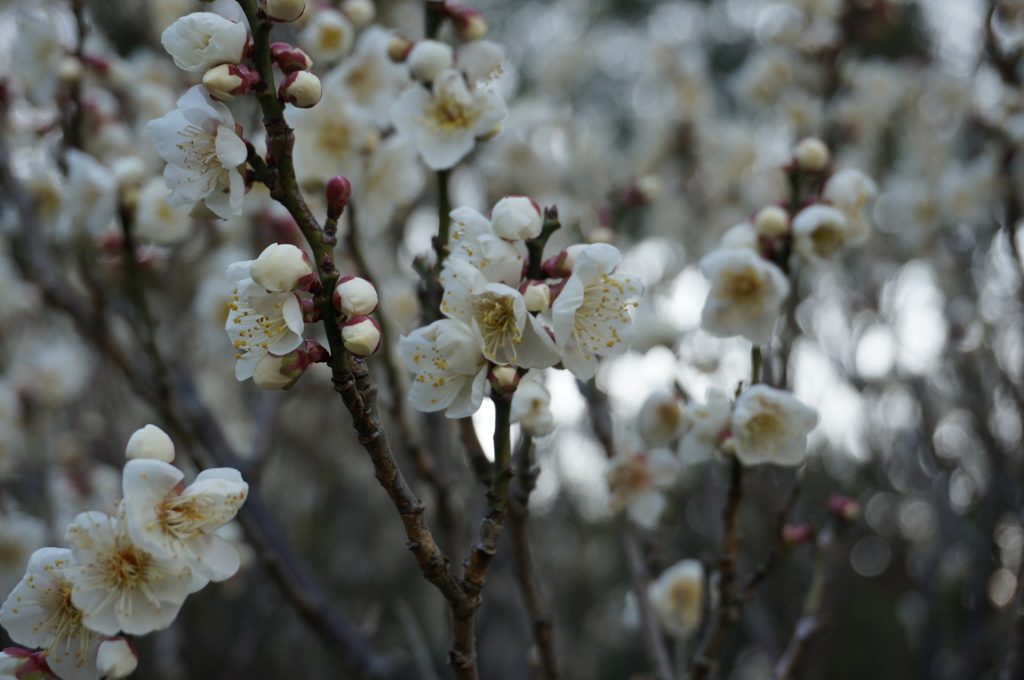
[510,379,555,436]
[731,385,817,467]
[456,40,505,85]
[407,40,454,83]
[607,446,680,529]
[301,8,355,62]
[822,168,877,243]
[678,388,732,464]
[133,178,193,245]
[791,203,851,264]
[637,390,684,445]
[700,248,790,344]
[648,559,704,639]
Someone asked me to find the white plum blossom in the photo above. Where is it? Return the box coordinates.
[440,258,559,369]
[443,207,524,288]
[607,446,680,529]
[456,40,506,85]
[637,390,684,445]
[491,196,543,241]
[551,243,644,380]
[148,86,248,219]
[65,511,191,636]
[400,319,489,418]
[160,12,248,73]
[822,168,878,244]
[95,638,137,679]
[64,150,117,237]
[249,243,314,293]
[225,260,306,381]
[700,248,790,344]
[407,40,454,82]
[731,385,818,467]
[324,27,409,127]
[390,69,508,170]
[300,8,356,62]
[120,459,247,591]
[0,548,100,680]
[678,388,732,464]
[648,559,705,639]
[791,203,851,264]
[510,380,555,436]
[133,178,193,245]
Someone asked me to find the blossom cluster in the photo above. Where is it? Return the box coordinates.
[402,196,644,418]
[0,426,248,680]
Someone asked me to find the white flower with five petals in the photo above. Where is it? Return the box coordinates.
[147,86,248,219]
[400,319,489,418]
[442,207,524,288]
[160,12,248,73]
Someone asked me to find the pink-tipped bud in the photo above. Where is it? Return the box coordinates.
[387,33,414,62]
[2,647,55,679]
[202,63,261,102]
[264,0,306,22]
[488,365,520,395]
[341,316,382,357]
[782,523,812,546]
[520,281,551,313]
[449,4,488,41]
[279,71,322,108]
[326,176,352,220]
[96,638,138,679]
[543,243,586,278]
[300,297,321,323]
[253,347,314,390]
[270,43,314,74]
[827,493,860,522]
[333,276,378,318]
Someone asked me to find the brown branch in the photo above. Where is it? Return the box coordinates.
[740,467,805,604]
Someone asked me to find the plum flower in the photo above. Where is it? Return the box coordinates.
[443,207,525,288]
[606,446,680,529]
[400,319,489,418]
[551,244,644,380]
[65,512,191,637]
[699,247,790,344]
[120,459,248,592]
[225,260,305,381]
[648,559,705,639]
[0,548,100,680]
[147,86,248,219]
[440,258,559,369]
[731,385,818,467]
[390,69,507,169]
[160,12,248,73]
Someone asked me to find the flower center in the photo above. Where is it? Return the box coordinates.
[476,294,520,360]
[810,222,844,258]
[176,124,224,191]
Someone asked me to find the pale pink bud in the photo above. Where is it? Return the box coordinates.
[491,195,542,240]
[279,71,322,108]
[333,276,379,318]
[126,424,175,463]
[793,137,830,172]
[341,316,382,357]
[96,638,138,679]
[407,40,454,82]
[270,43,314,74]
[520,281,551,313]
[265,0,306,22]
[782,524,811,546]
[754,205,790,238]
[253,348,312,390]
[488,365,520,395]
[341,0,376,27]
[202,63,261,102]
[250,243,315,292]
[449,5,488,41]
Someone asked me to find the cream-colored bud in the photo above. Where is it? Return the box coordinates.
[489,365,520,394]
[266,0,307,22]
[96,638,138,679]
[635,174,663,203]
[126,424,175,463]
[280,71,322,108]
[407,40,454,82]
[388,33,413,62]
[754,205,790,238]
[341,0,376,27]
[794,137,830,171]
[334,276,379,318]
[341,316,381,357]
[522,282,551,313]
[250,243,314,292]
[203,64,245,102]
[491,195,542,240]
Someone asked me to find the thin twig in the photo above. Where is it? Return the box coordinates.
[740,468,805,604]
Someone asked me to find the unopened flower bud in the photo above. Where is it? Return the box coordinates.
[250,243,315,292]
[253,348,312,390]
[782,523,811,546]
[341,0,376,27]
[489,365,520,394]
[634,174,663,203]
[449,5,488,41]
[326,176,352,219]
[202,63,261,102]
[388,33,413,62]
[826,493,860,522]
[520,281,551,313]
[407,40,454,82]
[270,43,314,74]
[794,137,830,172]
[126,424,175,463]
[279,71,322,108]
[754,205,790,238]
[543,244,586,278]
[341,316,382,357]
[96,638,138,679]
[1,648,55,680]
[491,195,542,240]
[334,276,379,318]
[265,0,306,22]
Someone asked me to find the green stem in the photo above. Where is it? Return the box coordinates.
[490,392,514,513]
[432,169,452,275]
